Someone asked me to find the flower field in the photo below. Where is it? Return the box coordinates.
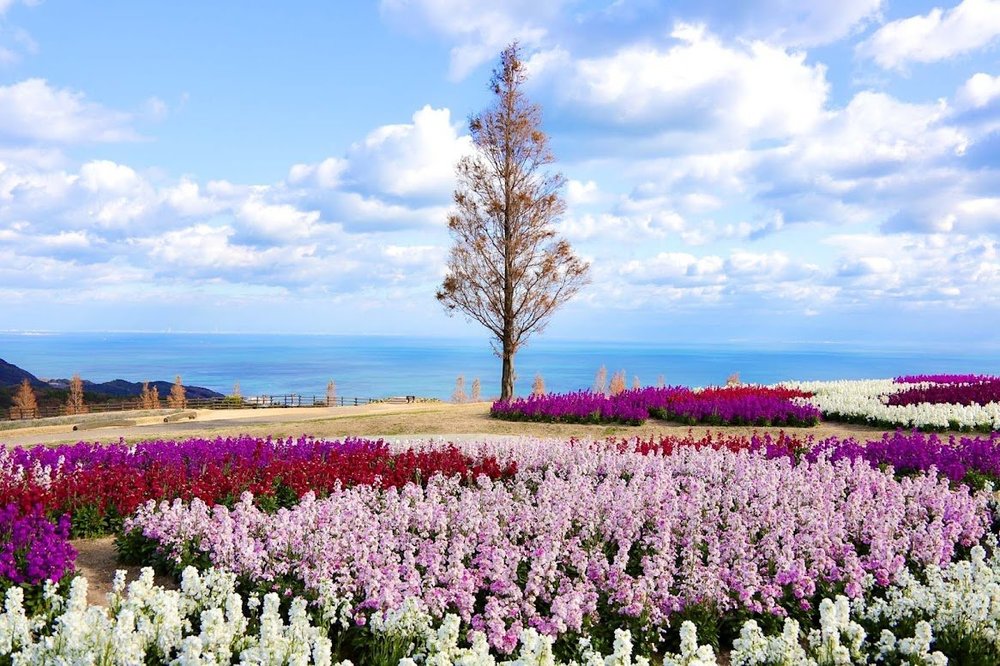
[792,376,1000,432]
[3,427,1000,664]
[490,385,820,427]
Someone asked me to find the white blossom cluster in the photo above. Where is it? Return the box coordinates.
[783,379,1000,431]
[6,550,1000,664]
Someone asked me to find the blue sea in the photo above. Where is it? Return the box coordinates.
[1,332,998,401]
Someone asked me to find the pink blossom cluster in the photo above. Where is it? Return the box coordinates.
[125,443,991,653]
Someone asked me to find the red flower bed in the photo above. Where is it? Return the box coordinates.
[0,436,516,537]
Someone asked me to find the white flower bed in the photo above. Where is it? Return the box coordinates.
[6,546,1000,664]
[784,379,1000,431]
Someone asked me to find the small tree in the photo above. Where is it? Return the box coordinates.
[232,381,241,398]
[326,380,337,406]
[139,382,160,410]
[609,370,626,397]
[470,378,482,402]
[167,375,187,409]
[593,365,608,395]
[657,375,666,388]
[531,373,546,396]
[66,373,87,415]
[12,378,38,419]
[632,375,641,390]
[726,372,741,387]
[452,375,467,404]
[437,43,590,400]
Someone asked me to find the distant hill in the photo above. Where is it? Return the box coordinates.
[0,358,223,399]
[0,358,46,388]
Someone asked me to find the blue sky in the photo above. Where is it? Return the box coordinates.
[0,0,998,347]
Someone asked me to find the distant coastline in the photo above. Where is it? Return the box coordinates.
[1,332,997,401]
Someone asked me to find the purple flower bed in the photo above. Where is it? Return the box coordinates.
[654,393,821,427]
[0,503,76,604]
[894,374,999,384]
[490,390,649,425]
[885,378,1000,406]
[807,430,1000,487]
[490,385,820,427]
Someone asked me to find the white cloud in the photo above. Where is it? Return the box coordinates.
[535,23,829,141]
[740,0,884,46]
[859,0,1000,70]
[342,105,472,199]
[379,0,568,79]
[0,79,136,144]
[956,72,1000,109]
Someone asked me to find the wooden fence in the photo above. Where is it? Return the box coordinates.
[4,394,381,422]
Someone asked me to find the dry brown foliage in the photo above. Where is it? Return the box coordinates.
[167,375,187,409]
[609,370,626,396]
[326,380,337,406]
[436,43,589,400]
[593,365,608,395]
[531,373,545,396]
[11,378,38,419]
[726,372,742,386]
[139,382,160,410]
[452,375,467,404]
[232,381,241,398]
[66,373,87,415]
[470,378,481,402]
[632,375,641,390]
[657,374,666,388]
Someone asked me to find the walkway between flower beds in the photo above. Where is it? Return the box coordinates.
[72,537,177,606]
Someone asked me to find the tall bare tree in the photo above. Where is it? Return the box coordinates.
[437,43,589,400]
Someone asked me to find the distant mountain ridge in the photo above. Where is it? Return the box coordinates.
[0,358,223,399]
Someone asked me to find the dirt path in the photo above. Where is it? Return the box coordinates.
[72,537,176,606]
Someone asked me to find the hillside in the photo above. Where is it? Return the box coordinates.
[0,358,223,399]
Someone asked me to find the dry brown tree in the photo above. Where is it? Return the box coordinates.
[632,375,641,390]
[609,370,626,396]
[593,365,608,395]
[657,374,666,388]
[437,43,589,400]
[326,380,337,406]
[167,375,187,409]
[726,372,742,387]
[66,373,87,415]
[531,373,545,396]
[452,375,467,404]
[232,381,241,398]
[12,378,38,419]
[140,382,160,410]
[470,378,482,402]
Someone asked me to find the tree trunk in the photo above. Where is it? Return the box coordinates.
[500,343,515,400]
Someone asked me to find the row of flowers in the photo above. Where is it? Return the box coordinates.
[490,386,819,427]
[5,548,1000,665]
[118,440,991,658]
[789,379,1000,432]
[0,436,516,538]
[886,377,1000,407]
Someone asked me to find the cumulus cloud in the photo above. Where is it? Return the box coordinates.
[0,79,137,144]
[340,105,472,199]
[531,23,829,143]
[858,0,1000,70]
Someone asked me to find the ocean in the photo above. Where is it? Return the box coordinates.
[1,332,998,401]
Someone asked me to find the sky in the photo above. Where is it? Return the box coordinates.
[0,0,998,348]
